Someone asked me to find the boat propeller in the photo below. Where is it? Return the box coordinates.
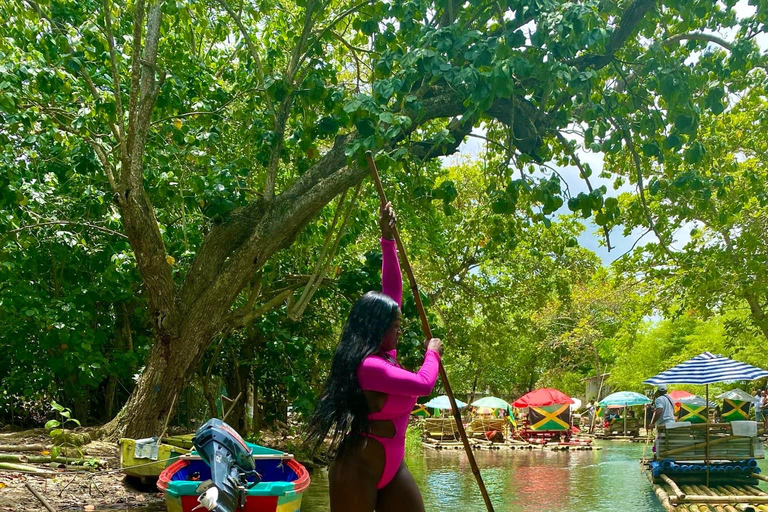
[192,481,219,511]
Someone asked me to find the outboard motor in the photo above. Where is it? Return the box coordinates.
[192,418,260,512]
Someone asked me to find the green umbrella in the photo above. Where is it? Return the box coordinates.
[471,396,511,409]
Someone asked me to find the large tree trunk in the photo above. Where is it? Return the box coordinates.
[106,330,212,439]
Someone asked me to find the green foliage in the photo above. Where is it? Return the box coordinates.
[405,423,422,455]
[611,87,768,343]
[0,0,766,431]
[46,401,84,460]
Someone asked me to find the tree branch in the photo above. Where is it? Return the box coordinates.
[619,126,674,258]
[215,0,274,116]
[555,133,613,251]
[570,0,657,70]
[126,0,146,164]
[4,221,128,239]
[662,32,733,51]
[103,0,125,155]
[230,289,295,329]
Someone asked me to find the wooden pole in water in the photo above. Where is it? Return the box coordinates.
[624,404,628,437]
[365,151,496,512]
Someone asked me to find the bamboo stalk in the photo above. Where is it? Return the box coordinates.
[25,482,58,512]
[659,436,746,457]
[662,474,686,499]
[0,462,55,474]
[691,484,727,512]
[222,392,243,422]
[0,444,47,452]
[653,483,676,511]
[680,496,768,504]
[752,474,768,484]
[0,454,104,465]
[365,151,495,512]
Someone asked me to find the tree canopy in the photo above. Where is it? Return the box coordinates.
[1,0,767,434]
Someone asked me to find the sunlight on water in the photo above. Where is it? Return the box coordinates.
[106,441,768,512]
[300,441,767,512]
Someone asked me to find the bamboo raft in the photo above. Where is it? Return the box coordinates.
[646,422,768,511]
[422,439,601,451]
[646,468,768,511]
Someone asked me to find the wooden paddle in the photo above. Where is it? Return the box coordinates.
[365,151,496,512]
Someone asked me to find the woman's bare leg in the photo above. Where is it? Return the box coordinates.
[375,461,425,512]
[329,437,385,512]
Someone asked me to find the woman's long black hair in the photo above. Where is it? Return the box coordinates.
[305,290,399,455]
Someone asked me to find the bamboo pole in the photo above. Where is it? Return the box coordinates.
[752,474,768,484]
[0,444,47,452]
[662,474,686,499]
[690,484,727,512]
[659,435,744,458]
[0,454,104,465]
[707,384,711,487]
[0,462,55,474]
[365,151,495,512]
[679,496,768,504]
[653,483,676,511]
[25,482,58,512]
[222,392,243,422]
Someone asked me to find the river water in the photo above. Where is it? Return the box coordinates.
[106,441,768,512]
[301,441,766,512]
[301,441,662,512]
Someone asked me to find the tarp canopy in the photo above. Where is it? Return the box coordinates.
[599,391,651,408]
[716,388,754,402]
[644,352,768,385]
[513,388,573,408]
[676,395,717,407]
[424,395,467,410]
[571,397,582,411]
[471,396,511,409]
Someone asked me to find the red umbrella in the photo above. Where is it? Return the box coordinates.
[668,390,694,401]
[513,388,574,408]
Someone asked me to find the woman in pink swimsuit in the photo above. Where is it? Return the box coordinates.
[307,202,443,512]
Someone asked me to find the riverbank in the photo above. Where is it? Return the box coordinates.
[0,425,317,511]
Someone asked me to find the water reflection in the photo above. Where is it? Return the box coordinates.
[303,443,667,512]
[103,442,768,512]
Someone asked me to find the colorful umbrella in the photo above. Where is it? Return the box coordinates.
[644,352,768,386]
[668,390,694,401]
[513,388,573,408]
[424,395,467,410]
[598,391,652,408]
[471,396,511,409]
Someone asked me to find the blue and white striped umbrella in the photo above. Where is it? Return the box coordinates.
[644,352,768,385]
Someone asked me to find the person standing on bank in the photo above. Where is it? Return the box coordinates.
[306,202,444,512]
[650,385,676,428]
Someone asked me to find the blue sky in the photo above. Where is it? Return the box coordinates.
[442,0,766,266]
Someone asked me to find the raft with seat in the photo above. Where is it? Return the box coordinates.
[513,388,576,444]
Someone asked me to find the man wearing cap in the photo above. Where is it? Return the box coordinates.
[650,385,676,428]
